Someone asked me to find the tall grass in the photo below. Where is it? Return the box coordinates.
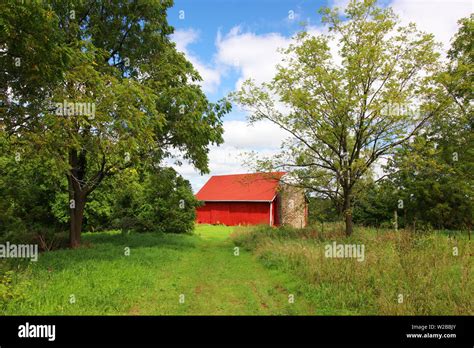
[231,224,473,315]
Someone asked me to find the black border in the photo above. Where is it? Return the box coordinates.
[0,315,472,346]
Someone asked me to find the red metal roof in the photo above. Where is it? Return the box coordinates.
[195,172,286,202]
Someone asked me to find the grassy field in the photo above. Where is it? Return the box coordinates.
[1,224,472,315]
[231,224,473,315]
[1,225,313,315]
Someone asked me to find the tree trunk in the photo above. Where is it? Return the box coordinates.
[343,189,353,236]
[68,148,88,248]
[69,189,86,248]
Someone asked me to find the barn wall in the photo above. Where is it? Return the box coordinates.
[196,202,271,226]
[279,184,307,228]
[272,198,280,226]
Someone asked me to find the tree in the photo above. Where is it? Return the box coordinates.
[441,14,473,117]
[380,15,473,231]
[231,0,446,235]
[352,15,473,231]
[352,180,397,228]
[383,135,472,230]
[0,1,72,125]
[1,1,230,247]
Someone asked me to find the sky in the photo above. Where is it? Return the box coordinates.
[166,0,473,192]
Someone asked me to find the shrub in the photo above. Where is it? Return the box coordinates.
[0,264,29,311]
[112,167,198,234]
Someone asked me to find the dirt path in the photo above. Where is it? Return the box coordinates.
[135,225,315,315]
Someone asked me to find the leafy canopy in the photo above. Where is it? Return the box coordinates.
[231,0,445,215]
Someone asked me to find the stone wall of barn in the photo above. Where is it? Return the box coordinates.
[278,183,307,228]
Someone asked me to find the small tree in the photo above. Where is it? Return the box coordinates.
[231,0,446,235]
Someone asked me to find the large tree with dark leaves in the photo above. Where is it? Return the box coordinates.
[1,1,230,247]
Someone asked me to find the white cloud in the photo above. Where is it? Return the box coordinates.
[330,0,472,51]
[331,0,351,10]
[215,23,346,92]
[171,120,288,191]
[172,28,200,52]
[222,120,288,149]
[171,28,222,94]
[216,26,291,90]
[390,0,472,51]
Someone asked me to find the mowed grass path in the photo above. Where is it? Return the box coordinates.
[4,225,314,315]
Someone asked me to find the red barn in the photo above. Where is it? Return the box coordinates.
[195,172,308,227]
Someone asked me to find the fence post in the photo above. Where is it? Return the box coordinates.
[394,210,398,232]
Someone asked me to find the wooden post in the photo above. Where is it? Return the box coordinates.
[394,210,398,232]
[404,209,407,231]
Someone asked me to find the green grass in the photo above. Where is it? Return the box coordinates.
[1,225,314,315]
[231,224,473,315]
[3,224,471,315]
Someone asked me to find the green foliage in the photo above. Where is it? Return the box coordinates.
[306,13,473,232]
[369,16,474,231]
[0,134,67,243]
[308,197,340,223]
[1,0,230,245]
[352,182,397,227]
[0,263,29,310]
[381,125,473,230]
[0,1,72,125]
[0,132,200,242]
[231,0,444,235]
[443,14,473,114]
[1,0,228,176]
[111,167,199,234]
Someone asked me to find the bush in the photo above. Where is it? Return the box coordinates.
[0,140,66,244]
[112,167,198,234]
[0,264,29,310]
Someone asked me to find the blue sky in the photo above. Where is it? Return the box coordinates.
[164,0,472,192]
[168,0,326,64]
[167,0,339,109]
